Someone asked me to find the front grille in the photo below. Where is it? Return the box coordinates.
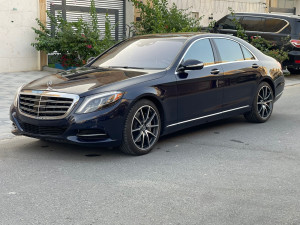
[19,93,76,119]
[20,122,67,136]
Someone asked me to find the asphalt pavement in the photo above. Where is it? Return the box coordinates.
[0,71,300,224]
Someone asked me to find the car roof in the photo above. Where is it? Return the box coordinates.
[131,32,207,39]
[130,32,237,40]
[235,12,300,20]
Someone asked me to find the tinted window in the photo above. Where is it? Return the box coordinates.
[217,16,242,30]
[214,39,244,62]
[183,39,215,65]
[241,16,265,32]
[264,18,288,32]
[241,46,255,60]
[92,38,186,69]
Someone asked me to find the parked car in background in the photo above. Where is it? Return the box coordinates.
[10,33,284,155]
[213,13,300,74]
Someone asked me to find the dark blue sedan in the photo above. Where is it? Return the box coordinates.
[10,33,285,155]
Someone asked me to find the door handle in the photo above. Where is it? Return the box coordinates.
[211,69,220,75]
[252,64,259,69]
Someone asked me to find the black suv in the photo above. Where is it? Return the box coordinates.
[213,13,300,74]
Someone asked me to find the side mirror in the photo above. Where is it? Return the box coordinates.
[87,57,95,64]
[177,59,204,72]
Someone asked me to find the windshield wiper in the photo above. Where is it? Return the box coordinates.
[108,66,145,69]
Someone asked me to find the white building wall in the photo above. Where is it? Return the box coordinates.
[168,0,267,27]
[0,0,40,73]
[125,0,134,37]
[296,0,300,15]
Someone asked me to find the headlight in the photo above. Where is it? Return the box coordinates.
[13,85,25,107]
[76,91,124,114]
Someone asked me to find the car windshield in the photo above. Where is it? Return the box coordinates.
[91,37,186,69]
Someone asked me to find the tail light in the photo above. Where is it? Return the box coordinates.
[290,39,300,48]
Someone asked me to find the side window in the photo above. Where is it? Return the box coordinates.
[183,39,215,65]
[264,18,288,32]
[214,38,244,62]
[217,16,242,30]
[240,16,265,32]
[241,46,255,60]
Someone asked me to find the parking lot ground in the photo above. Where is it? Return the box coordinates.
[0,73,300,224]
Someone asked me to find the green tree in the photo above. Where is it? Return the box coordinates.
[131,0,202,34]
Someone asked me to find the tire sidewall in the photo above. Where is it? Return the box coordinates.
[122,99,161,155]
[252,82,274,122]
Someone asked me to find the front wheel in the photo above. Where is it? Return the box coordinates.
[244,82,274,123]
[120,99,161,155]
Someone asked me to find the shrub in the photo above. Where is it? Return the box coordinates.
[31,0,115,68]
[131,0,202,34]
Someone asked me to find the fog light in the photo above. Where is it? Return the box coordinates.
[77,129,108,140]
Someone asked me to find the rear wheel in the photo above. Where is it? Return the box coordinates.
[244,82,274,123]
[120,99,161,155]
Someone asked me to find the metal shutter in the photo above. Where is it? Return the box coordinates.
[46,0,125,40]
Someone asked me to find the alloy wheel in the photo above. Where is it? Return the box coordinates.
[131,105,160,151]
[257,85,273,119]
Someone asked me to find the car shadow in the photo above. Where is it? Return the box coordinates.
[17,115,249,159]
[159,115,247,143]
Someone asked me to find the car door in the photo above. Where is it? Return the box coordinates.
[212,38,261,111]
[176,38,224,123]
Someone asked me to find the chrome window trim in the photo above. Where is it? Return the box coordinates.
[175,37,258,74]
[175,37,214,73]
[167,105,250,128]
[18,90,80,120]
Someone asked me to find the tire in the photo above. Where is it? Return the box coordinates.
[120,99,161,155]
[287,68,300,75]
[244,82,274,123]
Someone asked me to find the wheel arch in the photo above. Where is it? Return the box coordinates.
[260,77,275,96]
[130,94,166,134]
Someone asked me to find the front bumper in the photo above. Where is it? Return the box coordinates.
[10,100,129,147]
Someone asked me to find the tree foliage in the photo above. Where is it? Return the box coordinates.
[131,0,202,34]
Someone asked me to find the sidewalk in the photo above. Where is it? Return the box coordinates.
[0,71,52,140]
[0,70,300,140]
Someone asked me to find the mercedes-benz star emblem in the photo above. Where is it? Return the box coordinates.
[46,80,53,91]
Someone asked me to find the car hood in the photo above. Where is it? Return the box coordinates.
[22,67,164,95]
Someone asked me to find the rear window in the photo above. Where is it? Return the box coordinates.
[264,18,288,32]
[241,16,265,32]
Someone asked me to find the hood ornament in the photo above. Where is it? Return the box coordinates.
[46,80,53,91]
